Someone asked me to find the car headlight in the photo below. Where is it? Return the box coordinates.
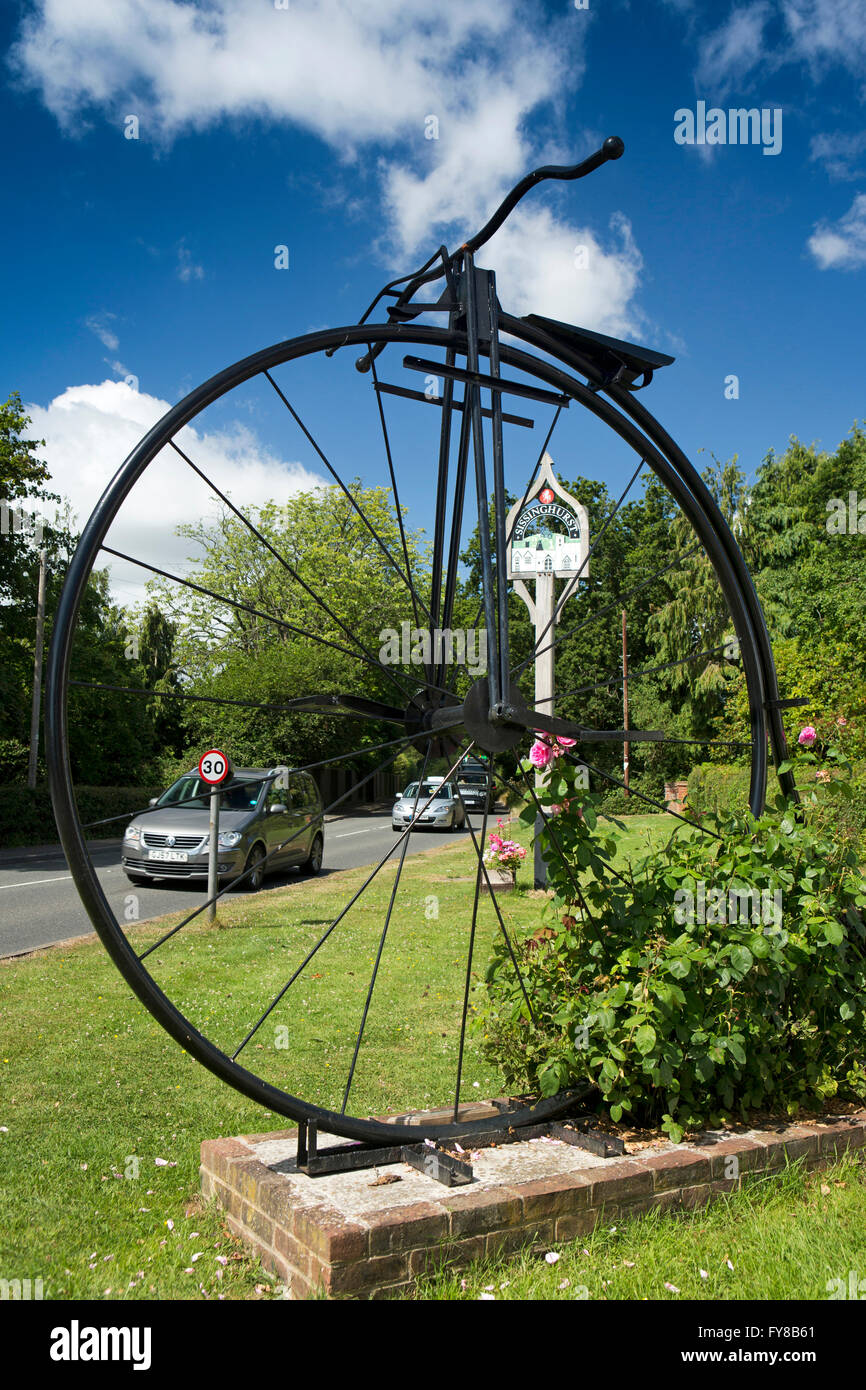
[218,831,242,848]
[124,824,142,844]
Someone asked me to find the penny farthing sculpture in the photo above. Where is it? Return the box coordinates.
[46,138,795,1145]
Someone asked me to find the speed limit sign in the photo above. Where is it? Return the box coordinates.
[198,749,233,785]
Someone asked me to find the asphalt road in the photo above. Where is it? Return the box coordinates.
[0,810,478,959]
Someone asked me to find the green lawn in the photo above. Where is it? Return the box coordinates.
[3,807,844,1303]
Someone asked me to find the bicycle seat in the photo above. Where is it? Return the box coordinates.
[522,313,674,388]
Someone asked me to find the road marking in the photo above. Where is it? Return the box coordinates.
[0,875,74,890]
[332,828,380,838]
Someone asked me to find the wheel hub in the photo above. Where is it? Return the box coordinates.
[462,677,530,753]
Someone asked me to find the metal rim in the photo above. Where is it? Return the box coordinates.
[46,318,778,1143]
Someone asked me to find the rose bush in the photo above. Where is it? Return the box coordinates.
[476,739,866,1141]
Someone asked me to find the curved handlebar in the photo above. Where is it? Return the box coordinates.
[460,136,624,255]
[352,136,624,372]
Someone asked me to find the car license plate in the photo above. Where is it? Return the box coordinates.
[148,849,189,863]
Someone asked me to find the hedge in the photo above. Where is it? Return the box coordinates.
[0,785,164,848]
[686,763,753,817]
[688,761,866,854]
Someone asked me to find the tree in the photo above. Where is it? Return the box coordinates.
[146,483,432,771]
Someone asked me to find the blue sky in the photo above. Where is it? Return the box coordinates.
[3,0,865,606]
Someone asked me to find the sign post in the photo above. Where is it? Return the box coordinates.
[198,749,233,922]
[506,454,589,888]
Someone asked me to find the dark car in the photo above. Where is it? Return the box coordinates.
[456,758,497,812]
[121,766,324,891]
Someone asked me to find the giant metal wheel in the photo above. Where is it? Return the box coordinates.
[46,138,794,1143]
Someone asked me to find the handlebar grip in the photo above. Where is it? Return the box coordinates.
[461,136,625,255]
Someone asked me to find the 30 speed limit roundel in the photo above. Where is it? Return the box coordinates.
[198,749,232,785]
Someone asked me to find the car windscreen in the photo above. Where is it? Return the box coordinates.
[157,774,265,812]
[401,782,449,801]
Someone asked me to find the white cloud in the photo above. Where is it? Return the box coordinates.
[782,0,866,80]
[807,193,866,270]
[85,313,120,351]
[176,242,204,282]
[9,1,639,332]
[26,380,324,606]
[486,207,643,338]
[693,0,866,93]
[10,0,526,144]
[696,2,773,93]
[810,129,866,182]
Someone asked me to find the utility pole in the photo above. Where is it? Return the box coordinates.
[27,548,47,790]
[622,608,629,797]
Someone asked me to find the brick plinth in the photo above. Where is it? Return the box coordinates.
[200,1111,866,1300]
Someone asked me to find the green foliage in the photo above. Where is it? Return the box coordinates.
[687,763,753,817]
[476,749,866,1141]
[147,484,430,771]
[0,784,164,847]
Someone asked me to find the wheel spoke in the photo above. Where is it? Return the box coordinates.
[452,785,488,1121]
[70,679,399,720]
[231,742,473,1060]
[428,346,456,659]
[369,354,423,638]
[465,403,565,641]
[453,780,537,1025]
[520,770,597,923]
[169,437,419,706]
[438,371,473,684]
[263,368,433,624]
[340,742,433,1114]
[487,277,510,699]
[512,457,645,679]
[100,545,418,701]
[137,739,418,961]
[549,642,731,703]
[495,767,636,891]
[523,540,704,673]
[567,752,726,840]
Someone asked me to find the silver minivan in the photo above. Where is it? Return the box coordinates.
[121,766,324,891]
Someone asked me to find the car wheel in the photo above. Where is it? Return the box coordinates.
[299,833,324,876]
[238,843,266,892]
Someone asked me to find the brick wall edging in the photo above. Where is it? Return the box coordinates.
[201,1112,866,1299]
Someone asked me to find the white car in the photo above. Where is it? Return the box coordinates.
[392,779,466,832]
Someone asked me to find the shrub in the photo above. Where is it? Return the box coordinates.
[686,763,753,817]
[476,743,866,1141]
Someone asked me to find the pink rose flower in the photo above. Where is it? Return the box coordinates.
[798,726,817,746]
[837,716,847,728]
[529,739,553,768]
[556,735,577,748]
